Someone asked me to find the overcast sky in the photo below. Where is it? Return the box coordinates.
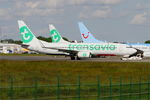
[0,0,150,43]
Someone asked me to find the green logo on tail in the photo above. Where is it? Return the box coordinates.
[50,29,61,43]
[20,26,34,43]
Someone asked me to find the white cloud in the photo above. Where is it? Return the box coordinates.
[136,3,149,10]
[69,0,86,5]
[92,0,122,5]
[41,0,64,8]
[44,0,121,7]
[13,0,121,17]
[79,6,111,19]
[14,1,64,17]
[92,9,111,18]
[0,0,122,20]
[18,8,64,17]
[130,13,148,24]
[25,1,40,9]
[16,0,121,9]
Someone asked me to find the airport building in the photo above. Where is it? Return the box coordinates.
[0,43,23,54]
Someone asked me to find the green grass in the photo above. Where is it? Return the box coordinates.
[1,60,150,99]
[0,60,150,84]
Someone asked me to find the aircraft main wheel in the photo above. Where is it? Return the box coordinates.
[76,56,81,60]
[71,56,75,60]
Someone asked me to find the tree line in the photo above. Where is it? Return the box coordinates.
[0,36,69,44]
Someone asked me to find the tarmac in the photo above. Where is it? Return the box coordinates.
[0,55,150,62]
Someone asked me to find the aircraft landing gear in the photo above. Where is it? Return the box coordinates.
[70,56,75,60]
[76,56,81,60]
[70,56,81,60]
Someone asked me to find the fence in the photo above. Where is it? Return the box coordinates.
[0,76,150,100]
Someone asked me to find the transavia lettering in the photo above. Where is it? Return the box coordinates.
[68,44,116,51]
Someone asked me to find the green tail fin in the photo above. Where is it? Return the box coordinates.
[18,20,41,48]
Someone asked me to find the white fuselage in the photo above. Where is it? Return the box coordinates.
[42,42,137,56]
[26,40,69,55]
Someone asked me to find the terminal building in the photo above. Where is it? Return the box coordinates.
[0,43,38,54]
[0,43,23,54]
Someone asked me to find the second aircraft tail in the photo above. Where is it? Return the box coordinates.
[49,24,69,43]
[78,22,104,43]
